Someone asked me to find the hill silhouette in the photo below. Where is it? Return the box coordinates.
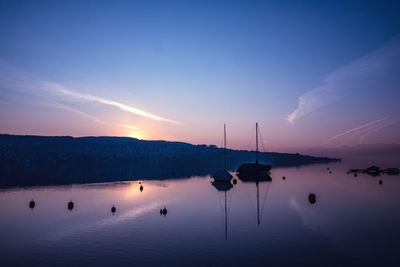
[0,134,339,187]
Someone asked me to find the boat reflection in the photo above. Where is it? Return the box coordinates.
[237,172,272,226]
[211,180,233,240]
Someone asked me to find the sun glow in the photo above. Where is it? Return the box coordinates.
[129,130,145,140]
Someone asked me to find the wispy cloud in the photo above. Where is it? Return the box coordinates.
[0,61,182,128]
[42,82,182,125]
[121,124,139,130]
[287,39,400,123]
[54,101,106,124]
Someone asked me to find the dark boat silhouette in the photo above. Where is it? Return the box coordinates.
[212,124,233,181]
[237,123,271,180]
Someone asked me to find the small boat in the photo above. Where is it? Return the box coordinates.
[237,123,272,180]
[212,124,233,182]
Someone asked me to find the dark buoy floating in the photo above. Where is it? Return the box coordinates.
[308,193,316,204]
[140,185,143,192]
[161,206,167,216]
[68,201,74,210]
[232,178,237,185]
[282,176,286,180]
[354,173,358,177]
[111,205,116,214]
[379,180,383,185]
[29,199,35,209]
[329,171,332,174]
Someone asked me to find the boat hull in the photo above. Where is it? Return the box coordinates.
[212,169,233,181]
[236,163,272,181]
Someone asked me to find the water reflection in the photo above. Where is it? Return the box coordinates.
[237,173,272,226]
[211,180,233,240]
[1,163,400,266]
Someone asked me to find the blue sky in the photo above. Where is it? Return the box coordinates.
[1,0,400,150]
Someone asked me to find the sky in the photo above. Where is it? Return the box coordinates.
[0,0,400,151]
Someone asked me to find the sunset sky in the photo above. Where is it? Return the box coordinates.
[1,0,400,151]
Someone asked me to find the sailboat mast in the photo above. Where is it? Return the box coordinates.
[224,124,227,170]
[256,122,259,164]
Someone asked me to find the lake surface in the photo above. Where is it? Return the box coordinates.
[1,161,399,267]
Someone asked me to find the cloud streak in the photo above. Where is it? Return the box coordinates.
[42,82,182,125]
[287,39,400,123]
[0,61,182,127]
[322,118,389,145]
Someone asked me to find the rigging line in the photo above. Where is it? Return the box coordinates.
[260,182,272,221]
[219,130,224,149]
[246,124,256,151]
[216,187,225,227]
[244,184,257,219]
[227,182,236,216]
[258,127,267,152]
[219,129,225,167]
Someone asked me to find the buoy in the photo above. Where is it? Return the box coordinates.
[354,173,358,177]
[68,201,74,210]
[329,171,332,174]
[282,176,286,180]
[187,175,191,178]
[308,193,316,204]
[29,199,35,209]
[140,185,143,192]
[232,178,237,185]
[160,208,163,215]
[327,168,330,170]
[162,206,167,216]
[379,180,383,185]
[111,205,116,214]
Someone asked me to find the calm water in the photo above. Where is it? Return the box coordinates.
[1,162,399,267]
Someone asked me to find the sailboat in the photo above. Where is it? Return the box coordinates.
[236,122,272,180]
[212,124,233,181]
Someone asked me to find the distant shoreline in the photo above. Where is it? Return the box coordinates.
[0,134,340,187]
